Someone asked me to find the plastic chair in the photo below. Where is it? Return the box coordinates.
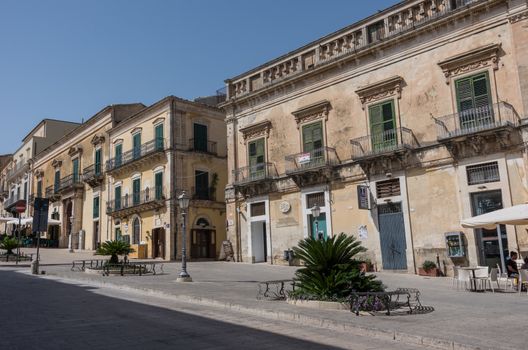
[472,266,489,291]
[496,264,514,289]
[457,268,470,290]
[487,268,501,293]
[452,266,460,289]
[519,270,528,296]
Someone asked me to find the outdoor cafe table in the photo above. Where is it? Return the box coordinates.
[460,267,485,292]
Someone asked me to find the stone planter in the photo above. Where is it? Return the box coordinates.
[286,298,349,311]
[418,267,438,277]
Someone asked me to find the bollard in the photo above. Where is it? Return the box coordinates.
[31,258,39,275]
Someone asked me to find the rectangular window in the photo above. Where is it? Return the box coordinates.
[133,133,142,159]
[376,179,401,198]
[302,121,324,166]
[193,123,208,152]
[306,192,325,209]
[54,170,60,192]
[93,196,100,219]
[194,170,209,200]
[115,144,122,167]
[248,138,265,179]
[94,148,102,176]
[132,178,141,205]
[72,158,80,183]
[250,202,266,217]
[466,162,500,185]
[455,72,493,129]
[36,180,42,198]
[155,172,163,200]
[369,100,396,151]
[155,124,164,150]
[115,186,122,210]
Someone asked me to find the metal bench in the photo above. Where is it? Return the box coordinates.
[256,280,295,300]
[0,253,34,262]
[349,288,422,316]
[102,261,164,276]
[71,259,109,271]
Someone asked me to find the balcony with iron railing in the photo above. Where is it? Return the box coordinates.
[3,195,19,210]
[45,185,61,202]
[106,186,165,218]
[191,187,217,202]
[57,174,84,194]
[434,102,520,140]
[106,138,166,174]
[82,163,104,187]
[6,159,28,181]
[350,127,419,160]
[188,139,217,155]
[233,163,278,186]
[285,147,340,175]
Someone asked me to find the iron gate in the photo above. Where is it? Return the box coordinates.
[378,203,407,270]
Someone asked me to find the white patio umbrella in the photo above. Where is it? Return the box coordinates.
[6,217,61,226]
[0,217,15,222]
[461,203,528,272]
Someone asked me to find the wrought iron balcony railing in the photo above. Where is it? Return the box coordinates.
[233,163,278,185]
[188,139,217,155]
[6,159,28,180]
[4,196,18,209]
[350,127,419,160]
[107,186,165,214]
[82,164,103,183]
[191,187,217,201]
[434,102,520,140]
[57,174,83,193]
[285,147,340,174]
[106,138,166,173]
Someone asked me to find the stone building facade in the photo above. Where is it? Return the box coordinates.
[105,96,227,260]
[222,0,528,274]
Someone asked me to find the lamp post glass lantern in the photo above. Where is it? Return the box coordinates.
[311,204,322,240]
[177,191,192,282]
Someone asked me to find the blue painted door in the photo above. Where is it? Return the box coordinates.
[310,213,327,240]
[378,203,407,270]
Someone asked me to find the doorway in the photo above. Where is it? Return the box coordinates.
[309,213,327,240]
[378,203,407,270]
[152,228,165,259]
[251,221,267,263]
[191,229,216,259]
[471,190,508,269]
[93,221,99,250]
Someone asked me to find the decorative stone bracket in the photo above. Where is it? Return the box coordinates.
[91,134,105,146]
[34,169,44,178]
[68,145,83,157]
[355,76,404,110]
[291,100,331,127]
[437,43,501,84]
[51,159,62,168]
[239,119,272,141]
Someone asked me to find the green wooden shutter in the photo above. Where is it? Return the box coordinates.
[194,124,208,152]
[248,138,265,179]
[133,133,141,159]
[302,122,323,153]
[115,186,122,210]
[115,144,122,166]
[93,196,99,219]
[54,170,60,192]
[155,172,163,200]
[369,100,396,151]
[195,171,209,200]
[133,178,140,205]
[37,180,42,198]
[72,158,79,183]
[455,72,492,129]
[155,124,164,150]
[94,149,102,175]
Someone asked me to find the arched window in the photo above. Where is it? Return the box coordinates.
[133,217,140,244]
[196,218,210,228]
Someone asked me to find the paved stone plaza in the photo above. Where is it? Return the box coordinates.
[4,248,527,350]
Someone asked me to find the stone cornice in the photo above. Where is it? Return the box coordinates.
[355,76,403,109]
[239,120,272,140]
[437,43,501,84]
[291,100,331,126]
[34,169,44,178]
[508,9,528,23]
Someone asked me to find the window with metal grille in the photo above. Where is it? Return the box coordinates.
[250,202,265,217]
[306,192,325,208]
[376,179,401,198]
[466,162,499,185]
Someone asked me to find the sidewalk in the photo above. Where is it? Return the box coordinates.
[23,258,527,350]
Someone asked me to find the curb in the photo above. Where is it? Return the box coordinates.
[31,271,500,350]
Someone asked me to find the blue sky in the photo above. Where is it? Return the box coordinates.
[0,0,398,154]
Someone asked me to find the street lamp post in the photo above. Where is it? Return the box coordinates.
[176,191,192,282]
[311,204,322,240]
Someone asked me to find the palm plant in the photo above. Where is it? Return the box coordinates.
[291,233,383,300]
[95,240,135,264]
[0,236,19,255]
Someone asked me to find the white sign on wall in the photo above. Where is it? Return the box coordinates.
[358,225,368,240]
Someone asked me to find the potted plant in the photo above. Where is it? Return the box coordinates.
[0,236,19,255]
[418,260,438,277]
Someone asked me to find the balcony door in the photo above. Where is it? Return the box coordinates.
[455,72,493,130]
[155,172,163,200]
[248,138,265,180]
[369,100,396,152]
[72,158,80,183]
[54,170,60,192]
[302,121,324,167]
[194,123,208,152]
[132,178,141,206]
[195,171,209,200]
[94,148,102,176]
[115,144,122,167]
[155,124,164,150]
[114,186,122,210]
[133,133,141,159]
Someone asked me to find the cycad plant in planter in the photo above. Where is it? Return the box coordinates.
[96,240,135,264]
[289,233,384,302]
[0,236,19,255]
[418,260,438,277]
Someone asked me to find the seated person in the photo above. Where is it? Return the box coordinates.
[521,257,528,270]
[506,251,519,277]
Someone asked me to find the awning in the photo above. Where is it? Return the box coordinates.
[7,217,61,226]
[461,204,528,230]
[0,217,15,223]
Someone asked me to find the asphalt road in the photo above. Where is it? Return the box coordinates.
[0,269,430,350]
